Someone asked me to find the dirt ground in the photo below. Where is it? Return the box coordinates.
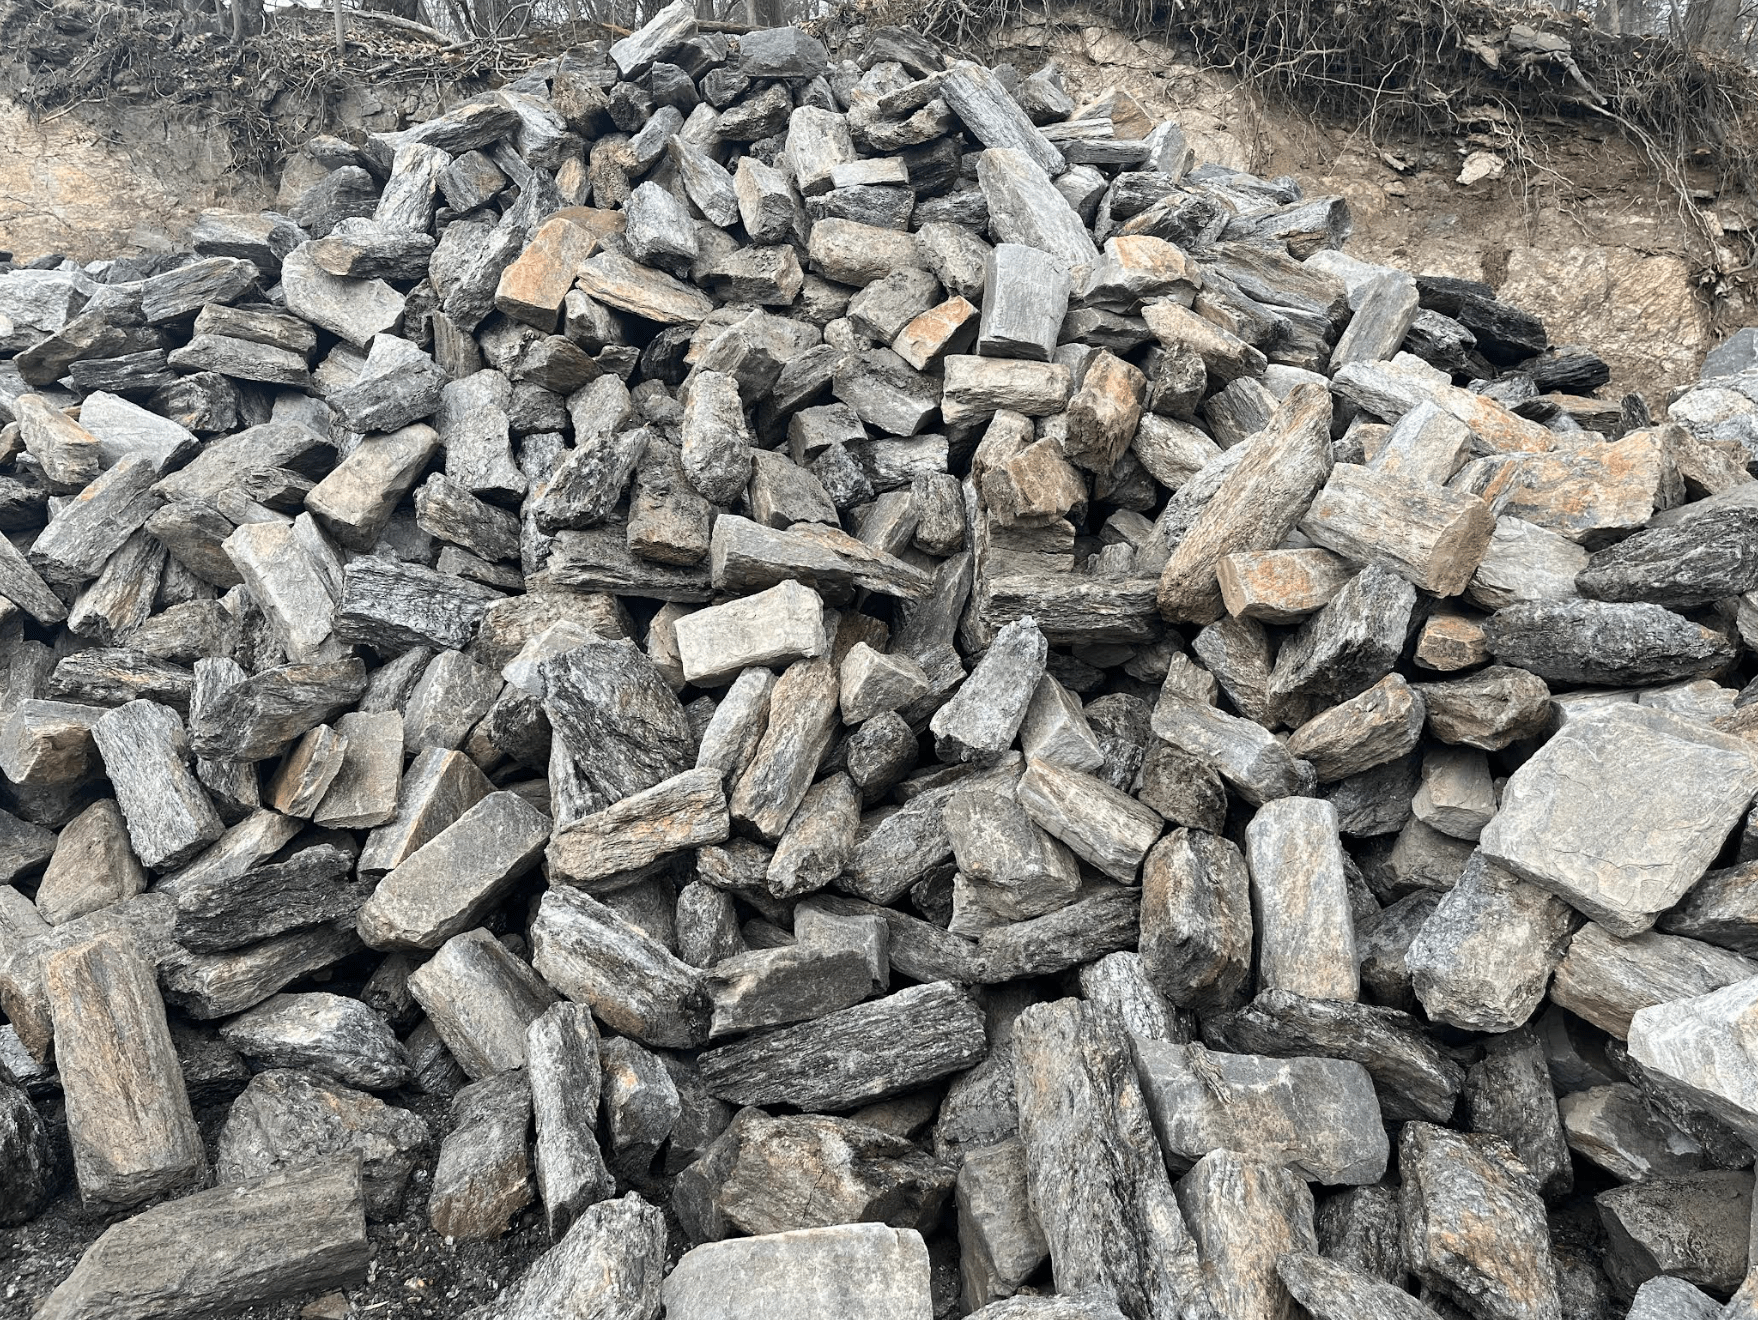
[995,13,1726,403]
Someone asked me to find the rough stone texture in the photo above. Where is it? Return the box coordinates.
[1135,1039,1387,1184]
[1176,1150,1316,1320]
[1399,1122,1562,1320]
[1157,383,1334,624]
[662,1223,932,1320]
[1627,976,1758,1145]
[1245,797,1358,1001]
[46,934,205,1207]
[1484,599,1734,687]
[1011,997,1209,1320]
[407,927,557,1079]
[1275,1253,1439,1320]
[531,885,711,1050]
[1406,852,1577,1033]
[525,1001,615,1238]
[357,790,549,950]
[698,981,986,1111]
[468,1192,666,1320]
[1596,1170,1752,1295]
[1480,704,1758,936]
[33,1158,369,1320]
[1551,922,1757,1039]
[214,1068,430,1221]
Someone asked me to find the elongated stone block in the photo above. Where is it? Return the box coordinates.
[1157,383,1333,624]
[674,579,826,686]
[978,243,1071,362]
[357,790,550,950]
[46,935,204,1206]
[34,1158,368,1320]
[1245,797,1358,1001]
[1135,1039,1387,1185]
[931,616,1046,765]
[526,1001,615,1238]
[1012,997,1209,1320]
[531,885,711,1050]
[698,982,986,1112]
[1300,463,1495,598]
[93,700,224,872]
[548,767,730,889]
[1016,756,1161,883]
[1176,1150,1316,1320]
[407,928,556,1080]
[662,1223,930,1320]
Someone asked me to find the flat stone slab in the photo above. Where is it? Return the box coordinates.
[1479,704,1758,936]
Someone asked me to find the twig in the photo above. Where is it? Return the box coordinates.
[40,97,102,124]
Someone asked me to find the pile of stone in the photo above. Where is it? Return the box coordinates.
[4,7,1758,1319]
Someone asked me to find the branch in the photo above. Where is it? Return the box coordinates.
[344,8,456,42]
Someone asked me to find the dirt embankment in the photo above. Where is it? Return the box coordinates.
[993,13,1731,402]
[0,4,1743,401]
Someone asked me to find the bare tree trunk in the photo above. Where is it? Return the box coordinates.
[230,0,263,44]
[334,0,346,54]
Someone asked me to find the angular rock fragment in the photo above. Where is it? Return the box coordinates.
[93,700,224,872]
[1558,1083,1708,1183]
[1136,1039,1387,1184]
[1207,990,1463,1123]
[957,1137,1049,1311]
[699,981,986,1111]
[1016,756,1161,882]
[34,1158,368,1320]
[35,798,144,925]
[1480,705,1758,936]
[1399,1122,1562,1320]
[663,1223,931,1320]
[1157,383,1333,623]
[1287,675,1425,782]
[1266,565,1417,706]
[220,991,409,1091]
[1414,665,1551,750]
[1552,923,1757,1039]
[429,1069,535,1241]
[471,1192,665,1320]
[1597,1170,1752,1295]
[357,790,549,949]
[407,928,556,1079]
[1484,599,1733,687]
[1177,1150,1316,1320]
[1275,1253,1438,1320]
[675,580,825,686]
[1246,797,1358,1001]
[46,935,204,1206]
[532,885,711,1049]
[1152,689,1313,805]
[526,1001,614,1237]
[1461,1029,1572,1200]
[359,747,492,874]
[1011,997,1208,1320]
[711,1109,954,1236]
[159,925,363,1021]
[1406,852,1577,1033]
